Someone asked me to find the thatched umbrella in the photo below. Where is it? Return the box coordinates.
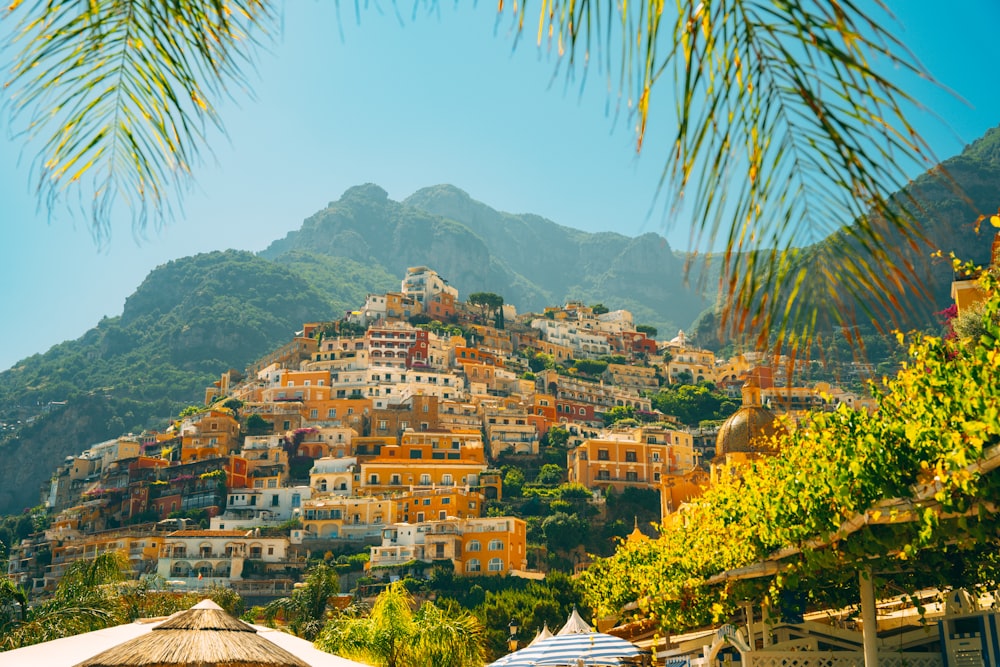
[74,599,312,667]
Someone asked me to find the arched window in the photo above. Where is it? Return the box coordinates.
[488,539,503,551]
[466,540,481,552]
[488,558,504,572]
[466,559,481,573]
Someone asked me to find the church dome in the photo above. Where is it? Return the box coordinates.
[715,404,781,457]
[715,373,783,458]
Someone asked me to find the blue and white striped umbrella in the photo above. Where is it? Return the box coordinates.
[487,631,642,667]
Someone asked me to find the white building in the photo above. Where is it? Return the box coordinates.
[530,318,612,359]
[401,266,458,304]
[309,457,359,496]
[156,529,301,587]
[210,487,311,531]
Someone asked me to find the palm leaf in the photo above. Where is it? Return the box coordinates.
[7,0,945,353]
[512,0,940,356]
[4,0,274,242]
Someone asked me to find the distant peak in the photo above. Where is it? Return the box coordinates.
[406,184,472,203]
[335,183,389,206]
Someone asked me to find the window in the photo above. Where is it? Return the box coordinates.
[267,478,277,488]
[466,540,482,552]
[420,474,431,485]
[488,558,504,572]
[442,474,453,486]
[467,559,481,573]
[390,474,401,485]
[597,449,609,461]
[625,451,637,462]
[625,471,638,482]
[441,497,451,505]
[268,546,274,555]
[596,470,610,480]
[310,409,318,419]
[652,451,661,462]
[488,539,504,551]
[378,420,388,431]
[271,495,279,507]
[369,474,379,484]
[409,450,423,459]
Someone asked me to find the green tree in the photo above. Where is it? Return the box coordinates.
[651,384,739,426]
[602,405,636,427]
[590,303,609,315]
[535,463,564,486]
[573,359,608,376]
[542,512,589,553]
[245,413,271,434]
[3,1,939,356]
[0,551,129,650]
[316,581,485,667]
[263,562,340,640]
[502,467,525,498]
[545,425,570,450]
[468,292,505,329]
[635,324,657,338]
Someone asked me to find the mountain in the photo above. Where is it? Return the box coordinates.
[0,250,337,513]
[261,183,709,333]
[2,127,1000,514]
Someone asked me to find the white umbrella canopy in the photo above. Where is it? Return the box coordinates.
[556,608,593,635]
[486,631,642,667]
[0,599,370,667]
[529,622,554,646]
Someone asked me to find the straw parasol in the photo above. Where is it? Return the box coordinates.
[73,599,312,667]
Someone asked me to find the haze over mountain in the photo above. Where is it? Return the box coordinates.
[0,126,998,514]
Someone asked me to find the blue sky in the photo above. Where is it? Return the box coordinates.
[1,2,999,371]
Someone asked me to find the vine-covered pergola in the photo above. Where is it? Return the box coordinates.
[582,273,1000,666]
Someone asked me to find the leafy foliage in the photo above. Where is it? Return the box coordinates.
[315,581,485,667]
[650,384,739,427]
[582,280,1000,632]
[5,0,274,240]
[263,562,340,640]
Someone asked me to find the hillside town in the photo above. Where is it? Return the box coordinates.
[7,266,876,602]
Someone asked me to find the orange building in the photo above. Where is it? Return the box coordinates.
[368,516,527,577]
[567,426,698,494]
[359,430,488,494]
[370,394,440,438]
[180,410,241,462]
[395,486,485,523]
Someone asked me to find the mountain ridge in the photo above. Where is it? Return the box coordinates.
[2,125,1000,514]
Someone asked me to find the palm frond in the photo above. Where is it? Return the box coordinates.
[514,0,938,356]
[4,0,275,242]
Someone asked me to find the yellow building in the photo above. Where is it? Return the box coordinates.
[395,486,485,523]
[179,410,241,462]
[301,495,397,540]
[567,425,698,494]
[45,530,164,590]
[368,516,527,577]
[359,429,488,494]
